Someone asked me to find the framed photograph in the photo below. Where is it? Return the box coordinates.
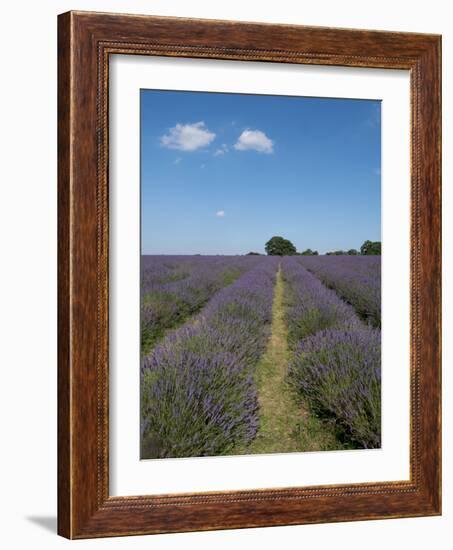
[58,11,441,539]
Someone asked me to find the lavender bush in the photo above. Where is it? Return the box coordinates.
[282,257,381,448]
[289,328,381,448]
[141,258,278,458]
[299,255,381,327]
[141,255,260,354]
[282,257,360,344]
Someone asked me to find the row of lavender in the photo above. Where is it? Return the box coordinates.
[299,255,381,328]
[282,257,381,448]
[141,258,279,458]
[141,255,261,354]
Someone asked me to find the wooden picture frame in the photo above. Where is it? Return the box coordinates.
[58,10,441,539]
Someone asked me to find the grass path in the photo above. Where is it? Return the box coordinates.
[237,265,341,455]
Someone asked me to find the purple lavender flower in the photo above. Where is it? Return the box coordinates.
[289,328,381,448]
[298,255,381,327]
[141,258,278,458]
[281,257,360,343]
[282,257,381,448]
[141,255,262,353]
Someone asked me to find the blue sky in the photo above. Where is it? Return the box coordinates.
[141,90,381,255]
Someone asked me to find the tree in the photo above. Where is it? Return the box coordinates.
[265,236,297,256]
[300,248,319,256]
[360,240,381,255]
[347,249,359,255]
[246,251,261,255]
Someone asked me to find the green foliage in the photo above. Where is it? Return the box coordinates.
[141,291,191,355]
[265,236,297,256]
[300,248,319,256]
[246,251,261,255]
[221,268,242,286]
[360,240,381,255]
[325,243,380,256]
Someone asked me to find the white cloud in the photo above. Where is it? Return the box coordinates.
[234,129,274,154]
[160,122,216,151]
[214,144,229,157]
[216,210,225,217]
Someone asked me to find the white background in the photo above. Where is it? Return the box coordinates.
[0,0,450,548]
[110,57,410,495]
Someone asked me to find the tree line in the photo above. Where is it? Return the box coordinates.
[247,237,381,256]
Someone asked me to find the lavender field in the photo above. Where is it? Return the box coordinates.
[140,255,381,459]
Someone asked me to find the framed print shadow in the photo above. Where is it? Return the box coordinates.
[58,11,441,539]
